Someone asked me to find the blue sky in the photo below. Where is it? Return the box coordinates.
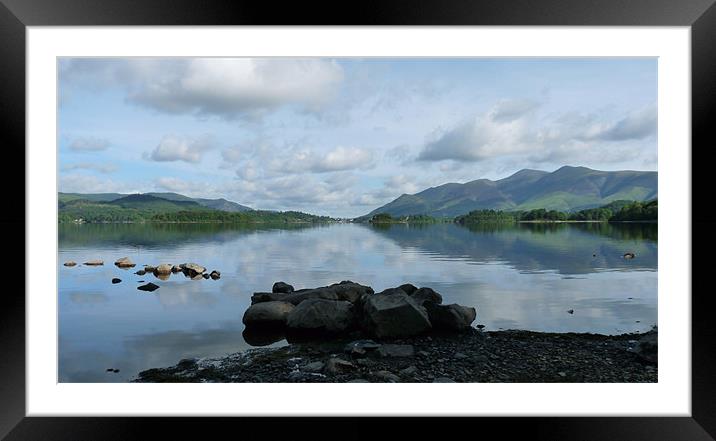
[58,57,657,217]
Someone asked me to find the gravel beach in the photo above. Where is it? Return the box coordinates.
[133,327,657,383]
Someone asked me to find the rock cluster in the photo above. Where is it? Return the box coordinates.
[243,281,477,339]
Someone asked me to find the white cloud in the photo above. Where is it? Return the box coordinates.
[154,177,219,198]
[61,162,117,173]
[59,174,141,194]
[267,146,375,174]
[418,102,657,165]
[105,59,343,119]
[146,134,215,163]
[68,136,111,152]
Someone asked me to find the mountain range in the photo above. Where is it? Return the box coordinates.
[363,166,657,218]
[58,192,252,212]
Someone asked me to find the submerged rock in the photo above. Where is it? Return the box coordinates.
[243,301,295,327]
[135,269,146,276]
[137,282,160,292]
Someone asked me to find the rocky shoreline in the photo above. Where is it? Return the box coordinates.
[132,279,657,383]
[133,327,657,383]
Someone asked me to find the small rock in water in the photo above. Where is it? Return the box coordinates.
[202,273,210,279]
[623,252,636,259]
[63,261,77,267]
[567,309,574,314]
[138,280,145,283]
[114,257,136,268]
[84,259,104,266]
[210,270,221,280]
[476,324,485,330]
[113,369,120,373]
[111,278,121,284]
[137,282,160,292]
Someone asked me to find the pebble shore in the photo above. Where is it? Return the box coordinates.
[134,328,657,383]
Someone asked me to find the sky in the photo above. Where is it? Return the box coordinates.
[58,57,657,218]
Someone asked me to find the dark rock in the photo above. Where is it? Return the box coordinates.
[254,281,373,306]
[433,377,455,383]
[171,265,182,273]
[325,358,354,374]
[303,361,325,373]
[137,282,160,292]
[567,309,574,314]
[135,269,146,276]
[63,261,77,267]
[272,282,294,293]
[623,252,636,259]
[83,259,104,266]
[242,301,295,327]
[376,287,407,296]
[202,273,210,279]
[242,327,286,347]
[453,352,468,359]
[347,378,370,383]
[344,340,382,356]
[373,370,400,382]
[286,298,356,333]
[377,344,415,358]
[210,270,220,280]
[396,283,418,295]
[111,278,121,284]
[400,365,418,376]
[363,292,431,338]
[629,329,657,364]
[424,303,476,331]
[410,287,443,305]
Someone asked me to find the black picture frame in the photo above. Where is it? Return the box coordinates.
[2,0,713,439]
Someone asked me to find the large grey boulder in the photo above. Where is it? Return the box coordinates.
[410,287,443,306]
[272,282,294,293]
[253,281,373,306]
[243,301,295,327]
[286,298,356,333]
[425,303,476,331]
[363,292,431,338]
[397,283,418,295]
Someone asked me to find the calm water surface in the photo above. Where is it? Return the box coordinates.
[59,222,657,382]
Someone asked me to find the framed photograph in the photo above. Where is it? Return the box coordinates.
[4,0,713,439]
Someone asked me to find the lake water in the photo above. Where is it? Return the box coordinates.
[58,222,657,382]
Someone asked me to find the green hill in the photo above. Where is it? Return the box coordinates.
[363,166,657,218]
